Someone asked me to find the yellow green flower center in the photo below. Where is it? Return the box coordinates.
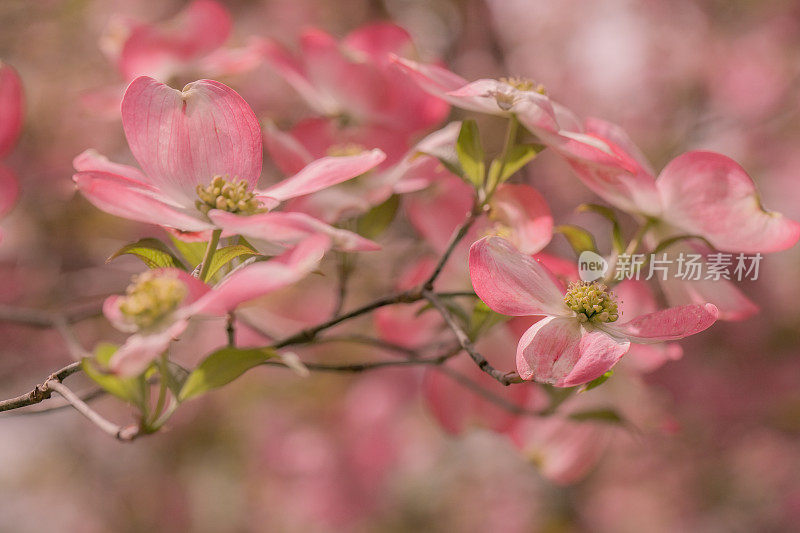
[326,143,367,157]
[499,77,546,93]
[118,271,187,330]
[495,78,547,110]
[563,281,620,323]
[195,175,264,215]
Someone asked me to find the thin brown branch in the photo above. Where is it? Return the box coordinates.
[0,362,81,413]
[309,334,422,358]
[423,289,520,386]
[0,302,101,328]
[272,289,423,348]
[330,251,354,319]
[263,344,461,374]
[422,204,483,291]
[5,388,106,416]
[47,381,139,441]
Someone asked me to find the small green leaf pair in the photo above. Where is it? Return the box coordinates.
[108,236,260,278]
[456,119,540,191]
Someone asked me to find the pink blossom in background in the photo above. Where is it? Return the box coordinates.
[509,415,612,485]
[262,22,449,135]
[0,62,23,159]
[2,2,800,531]
[102,0,232,82]
[0,62,23,240]
[262,119,456,224]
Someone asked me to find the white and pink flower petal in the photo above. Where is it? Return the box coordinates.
[258,149,385,202]
[601,303,718,344]
[188,234,329,315]
[122,76,262,202]
[657,151,800,253]
[516,316,630,387]
[210,210,379,252]
[74,171,213,231]
[469,236,568,317]
[488,183,553,255]
[659,274,758,322]
[110,319,189,376]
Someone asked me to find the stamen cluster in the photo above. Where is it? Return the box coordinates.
[118,271,187,329]
[495,77,547,110]
[499,77,545,93]
[196,175,263,215]
[563,281,620,323]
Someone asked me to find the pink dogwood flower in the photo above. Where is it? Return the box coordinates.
[103,234,328,376]
[74,76,384,252]
[548,118,800,254]
[394,58,800,254]
[262,23,449,134]
[469,236,718,387]
[392,57,573,138]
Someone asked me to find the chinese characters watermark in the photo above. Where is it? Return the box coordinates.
[612,252,763,281]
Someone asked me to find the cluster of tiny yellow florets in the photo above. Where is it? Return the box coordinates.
[195,175,263,215]
[499,77,546,94]
[118,271,187,330]
[563,281,620,324]
[326,143,366,157]
[494,78,547,111]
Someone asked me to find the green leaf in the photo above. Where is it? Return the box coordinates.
[170,236,208,268]
[578,370,614,393]
[179,347,276,401]
[357,195,400,239]
[81,343,147,407]
[487,144,542,191]
[162,361,190,397]
[237,236,259,253]
[455,119,485,187]
[568,407,624,425]
[468,300,508,341]
[577,204,625,253]
[107,238,186,270]
[205,245,260,280]
[555,224,598,256]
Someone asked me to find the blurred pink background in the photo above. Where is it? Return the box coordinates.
[2,1,800,531]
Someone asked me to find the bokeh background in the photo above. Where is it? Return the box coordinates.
[2,0,800,531]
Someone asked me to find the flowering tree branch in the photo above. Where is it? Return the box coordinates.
[422,204,483,291]
[46,380,140,441]
[0,303,101,328]
[423,289,521,386]
[0,362,82,413]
